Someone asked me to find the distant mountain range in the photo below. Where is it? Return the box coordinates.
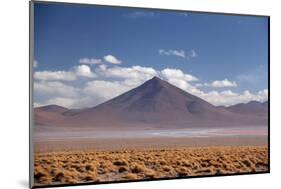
[35,77,268,130]
[225,101,268,117]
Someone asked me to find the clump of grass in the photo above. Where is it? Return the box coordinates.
[131,163,146,173]
[118,166,128,173]
[200,162,209,168]
[34,146,268,186]
[181,160,192,167]
[84,172,97,181]
[214,168,227,175]
[162,165,172,172]
[145,169,156,178]
[53,171,65,182]
[122,173,138,180]
[34,167,47,181]
[85,164,95,171]
[195,167,215,175]
[176,167,190,177]
[113,159,128,166]
[158,159,167,165]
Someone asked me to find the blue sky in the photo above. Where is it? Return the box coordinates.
[33,2,268,108]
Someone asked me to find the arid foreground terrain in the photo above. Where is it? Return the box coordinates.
[34,146,268,186]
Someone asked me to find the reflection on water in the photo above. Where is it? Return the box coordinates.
[34,126,268,141]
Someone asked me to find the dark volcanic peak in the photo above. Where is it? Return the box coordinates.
[151,76,162,81]
[94,74,212,113]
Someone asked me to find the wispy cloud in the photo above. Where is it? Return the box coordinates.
[158,49,198,60]
[236,65,267,85]
[177,12,189,17]
[34,65,95,81]
[209,79,237,88]
[79,58,102,65]
[127,11,155,18]
[190,50,197,58]
[159,49,186,58]
[79,54,122,65]
[33,60,38,68]
[197,79,237,88]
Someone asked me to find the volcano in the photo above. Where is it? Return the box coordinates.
[35,77,268,130]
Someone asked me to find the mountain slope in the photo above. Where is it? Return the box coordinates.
[34,105,68,126]
[34,77,267,129]
[226,101,268,117]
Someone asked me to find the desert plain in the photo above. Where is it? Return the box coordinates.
[33,133,268,186]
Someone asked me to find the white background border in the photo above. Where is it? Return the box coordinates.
[0,0,279,188]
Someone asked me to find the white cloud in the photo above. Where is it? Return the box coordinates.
[97,65,157,81]
[236,65,267,85]
[46,97,76,108]
[34,65,95,81]
[34,81,78,98]
[190,50,197,58]
[258,89,268,97]
[199,89,268,106]
[199,79,237,88]
[220,90,237,96]
[34,71,76,81]
[165,77,202,95]
[159,49,186,58]
[34,63,267,108]
[98,64,107,71]
[210,79,237,88]
[159,49,198,60]
[79,55,121,65]
[33,60,38,68]
[79,58,102,65]
[74,65,95,78]
[104,54,122,64]
[161,68,198,82]
[84,80,133,102]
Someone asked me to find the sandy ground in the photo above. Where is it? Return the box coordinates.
[33,130,268,187]
[34,136,268,153]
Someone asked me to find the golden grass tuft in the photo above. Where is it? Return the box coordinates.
[162,165,172,172]
[144,169,157,178]
[131,163,146,173]
[118,166,128,173]
[122,173,138,180]
[113,159,128,166]
[34,146,268,186]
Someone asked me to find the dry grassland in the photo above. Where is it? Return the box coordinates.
[34,146,268,186]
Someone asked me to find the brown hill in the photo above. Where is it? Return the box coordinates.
[34,105,68,126]
[226,101,268,117]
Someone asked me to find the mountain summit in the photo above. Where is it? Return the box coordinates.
[35,77,268,129]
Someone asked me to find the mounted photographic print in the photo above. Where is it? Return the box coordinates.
[29,1,269,188]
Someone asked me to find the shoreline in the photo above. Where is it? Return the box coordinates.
[34,136,268,153]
